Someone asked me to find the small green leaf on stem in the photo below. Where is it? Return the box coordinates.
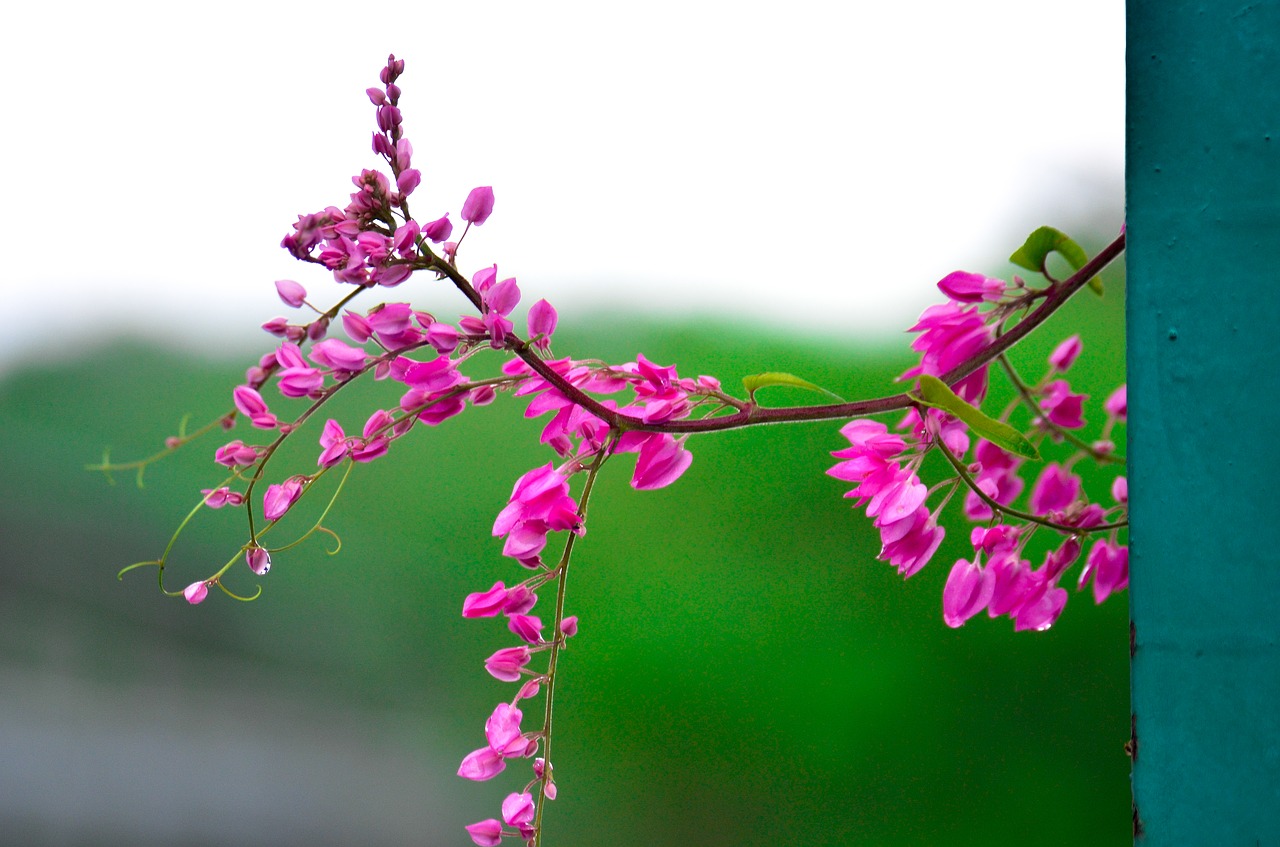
[742,372,845,405]
[915,375,1040,459]
[1010,226,1102,294]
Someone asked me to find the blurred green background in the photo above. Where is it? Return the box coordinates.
[0,250,1128,846]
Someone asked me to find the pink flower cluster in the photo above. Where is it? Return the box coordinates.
[456,352,718,840]
[458,556,579,841]
[140,55,1132,847]
[830,271,1129,631]
[827,420,945,577]
[504,352,709,490]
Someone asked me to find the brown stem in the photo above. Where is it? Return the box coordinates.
[431,232,1126,434]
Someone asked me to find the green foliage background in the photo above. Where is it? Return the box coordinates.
[0,258,1128,845]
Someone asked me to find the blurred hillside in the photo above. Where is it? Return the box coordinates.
[0,259,1128,846]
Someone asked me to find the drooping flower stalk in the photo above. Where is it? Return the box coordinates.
[98,53,1128,845]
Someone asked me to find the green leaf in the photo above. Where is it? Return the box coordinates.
[914,375,1040,459]
[1009,226,1102,294]
[742,372,845,405]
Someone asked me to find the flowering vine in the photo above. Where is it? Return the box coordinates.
[95,55,1127,846]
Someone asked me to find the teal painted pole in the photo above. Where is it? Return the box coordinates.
[1127,2,1280,843]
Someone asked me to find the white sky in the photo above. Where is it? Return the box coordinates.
[1,1,1123,370]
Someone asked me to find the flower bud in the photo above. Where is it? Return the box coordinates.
[183,581,209,604]
[424,213,453,243]
[263,477,305,521]
[464,819,503,847]
[1048,334,1083,372]
[396,168,421,196]
[261,317,290,337]
[527,299,558,350]
[463,582,509,618]
[461,186,495,225]
[275,279,307,308]
[936,270,1006,303]
[507,614,544,644]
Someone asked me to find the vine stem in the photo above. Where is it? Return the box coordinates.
[429,233,1126,434]
[531,442,612,846]
[994,353,1126,465]
[927,419,1128,534]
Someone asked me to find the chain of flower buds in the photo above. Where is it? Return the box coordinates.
[102,54,1129,847]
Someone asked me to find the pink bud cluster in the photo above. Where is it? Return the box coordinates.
[119,54,1131,845]
[503,352,711,489]
[458,574,576,841]
[830,272,1129,631]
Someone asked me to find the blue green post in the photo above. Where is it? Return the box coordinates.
[1127,2,1280,842]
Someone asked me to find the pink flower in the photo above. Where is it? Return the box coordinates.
[1040,380,1087,429]
[263,477,305,521]
[392,220,420,256]
[630,434,693,491]
[426,322,460,353]
[1105,384,1128,421]
[351,437,389,463]
[342,310,373,343]
[274,279,307,308]
[1078,540,1129,603]
[424,213,453,243]
[480,277,521,349]
[462,186,495,225]
[309,339,368,374]
[502,584,537,615]
[936,270,1006,303]
[396,167,421,196]
[232,386,279,429]
[987,552,1038,618]
[183,581,209,605]
[215,440,259,467]
[942,558,995,628]
[560,616,579,638]
[458,747,506,781]
[317,419,349,468]
[528,299,558,350]
[865,473,928,526]
[367,302,414,336]
[463,582,510,618]
[363,409,394,438]
[533,758,559,799]
[464,819,504,847]
[1028,464,1081,516]
[508,614,545,644]
[245,547,272,575]
[492,464,583,565]
[900,301,995,403]
[1042,537,1083,581]
[261,317,290,337]
[1048,334,1083,372]
[485,703,530,757]
[1014,581,1068,631]
[201,487,244,508]
[963,439,1025,520]
[879,507,945,577]
[276,366,325,398]
[484,646,532,682]
[1112,476,1128,504]
[502,792,536,828]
